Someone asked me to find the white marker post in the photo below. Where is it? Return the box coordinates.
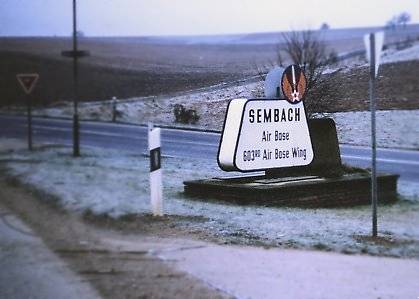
[148,123,163,216]
[364,32,384,237]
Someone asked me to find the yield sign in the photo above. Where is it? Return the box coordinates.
[364,32,385,78]
[16,73,39,95]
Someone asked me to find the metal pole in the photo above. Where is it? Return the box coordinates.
[369,33,378,237]
[27,95,32,151]
[72,0,80,157]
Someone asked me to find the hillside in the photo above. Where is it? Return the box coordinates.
[1,24,419,109]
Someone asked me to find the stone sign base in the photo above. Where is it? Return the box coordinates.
[183,118,399,207]
[183,173,399,207]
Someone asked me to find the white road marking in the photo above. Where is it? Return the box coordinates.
[18,122,419,161]
[341,144,419,155]
[33,125,146,140]
[162,127,220,136]
[32,125,218,147]
[342,154,419,166]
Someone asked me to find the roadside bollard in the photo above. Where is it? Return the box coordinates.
[148,123,163,216]
[112,96,117,122]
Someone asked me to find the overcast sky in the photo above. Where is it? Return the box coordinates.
[1,0,418,36]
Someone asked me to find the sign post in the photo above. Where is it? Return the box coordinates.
[148,123,163,216]
[72,0,80,157]
[16,73,39,151]
[364,32,384,237]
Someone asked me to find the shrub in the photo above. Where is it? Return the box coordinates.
[173,104,199,124]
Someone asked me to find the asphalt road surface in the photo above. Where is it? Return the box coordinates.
[0,202,101,299]
[0,115,418,183]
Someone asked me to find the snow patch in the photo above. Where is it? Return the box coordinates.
[381,43,419,64]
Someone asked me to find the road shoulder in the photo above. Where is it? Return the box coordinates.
[0,201,101,299]
[2,173,419,299]
[0,176,233,299]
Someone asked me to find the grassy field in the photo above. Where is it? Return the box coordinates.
[1,25,419,108]
[1,39,262,106]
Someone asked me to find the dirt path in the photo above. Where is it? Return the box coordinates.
[0,176,232,299]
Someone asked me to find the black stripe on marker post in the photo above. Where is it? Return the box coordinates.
[150,147,161,172]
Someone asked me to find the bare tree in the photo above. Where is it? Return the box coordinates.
[252,43,284,82]
[320,23,330,30]
[385,16,397,30]
[397,12,411,28]
[281,30,336,116]
[385,12,411,30]
[253,30,337,116]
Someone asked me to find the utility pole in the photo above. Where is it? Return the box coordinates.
[72,0,80,157]
[62,0,89,156]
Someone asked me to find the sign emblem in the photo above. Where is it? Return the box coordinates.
[281,64,306,104]
[16,73,39,95]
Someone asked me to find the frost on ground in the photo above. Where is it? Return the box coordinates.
[2,40,417,149]
[29,82,419,149]
[1,141,418,259]
[331,110,419,149]
[1,42,410,149]
[381,42,419,65]
[32,81,264,132]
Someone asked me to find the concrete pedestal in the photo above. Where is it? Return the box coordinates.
[184,118,399,207]
[184,173,399,207]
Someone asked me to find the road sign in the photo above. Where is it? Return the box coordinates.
[16,73,38,150]
[364,31,384,78]
[281,64,307,104]
[218,98,314,172]
[16,73,39,95]
[264,67,285,98]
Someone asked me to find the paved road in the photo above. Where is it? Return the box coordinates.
[0,115,418,183]
[0,201,101,299]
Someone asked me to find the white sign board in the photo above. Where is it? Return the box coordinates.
[218,99,314,172]
[364,31,384,77]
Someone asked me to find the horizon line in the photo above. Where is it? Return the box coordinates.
[1,23,418,39]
